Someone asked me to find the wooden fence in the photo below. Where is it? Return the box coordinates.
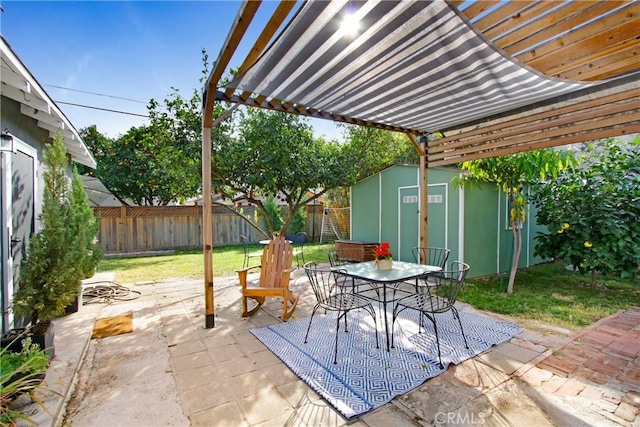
[94,205,325,254]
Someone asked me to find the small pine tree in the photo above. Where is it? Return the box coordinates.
[12,134,85,324]
[69,166,102,278]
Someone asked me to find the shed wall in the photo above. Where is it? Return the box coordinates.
[351,165,545,278]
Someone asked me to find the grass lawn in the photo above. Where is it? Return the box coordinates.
[461,261,639,330]
[97,242,336,283]
[97,246,639,330]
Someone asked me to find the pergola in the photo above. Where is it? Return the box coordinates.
[200,0,640,327]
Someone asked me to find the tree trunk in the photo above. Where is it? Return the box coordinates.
[506,221,522,294]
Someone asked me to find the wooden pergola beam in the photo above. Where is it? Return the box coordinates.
[430,125,640,167]
[474,1,535,35]
[557,44,639,81]
[461,1,499,20]
[513,3,638,68]
[201,1,262,328]
[203,1,261,127]
[432,78,638,146]
[406,133,428,254]
[526,17,639,76]
[431,109,638,164]
[225,1,296,100]
[215,91,419,134]
[483,1,559,42]
[429,90,639,157]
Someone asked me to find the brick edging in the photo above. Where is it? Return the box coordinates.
[515,309,629,378]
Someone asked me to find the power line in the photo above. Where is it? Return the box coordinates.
[55,101,150,118]
[45,83,149,104]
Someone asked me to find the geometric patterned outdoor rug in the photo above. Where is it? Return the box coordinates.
[252,309,522,420]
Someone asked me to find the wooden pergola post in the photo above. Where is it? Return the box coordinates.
[200,1,262,329]
[202,125,214,328]
[419,135,429,260]
[407,133,429,263]
[202,105,241,329]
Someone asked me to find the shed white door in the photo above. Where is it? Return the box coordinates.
[399,185,447,262]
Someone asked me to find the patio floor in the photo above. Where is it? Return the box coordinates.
[12,268,639,426]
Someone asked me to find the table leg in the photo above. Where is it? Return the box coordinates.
[383,283,390,352]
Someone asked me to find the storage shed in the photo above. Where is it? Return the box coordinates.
[350,165,547,278]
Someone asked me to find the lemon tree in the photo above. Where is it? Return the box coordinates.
[531,137,640,285]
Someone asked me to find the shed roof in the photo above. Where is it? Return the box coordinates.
[204,0,639,167]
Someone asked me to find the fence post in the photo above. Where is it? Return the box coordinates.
[118,206,127,253]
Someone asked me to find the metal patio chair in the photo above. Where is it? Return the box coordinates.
[240,235,263,269]
[411,247,451,292]
[392,261,470,369]
[304,262,379,364]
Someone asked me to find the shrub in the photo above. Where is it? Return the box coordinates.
[259,195,283,234]
[1,337,49,424]
[530,137,640,284]
[287,207,307,235]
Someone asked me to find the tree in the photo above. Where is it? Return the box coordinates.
[13,134,85,324]
[338,124,418,180]
[69,165,102,278]
[76,125,110,173]
[530,137,640,285]
[456,149,577,294]
[213,109,359,235]
[325,124,418,208]
[78,88,204,206]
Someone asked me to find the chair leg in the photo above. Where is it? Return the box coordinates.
[365,304,380,349]
[304,305,320,344]
[426,313,444,369]
[334,311,347,364]
[391,305,405,349]
[452,307,469,349]
[343,310,349,333]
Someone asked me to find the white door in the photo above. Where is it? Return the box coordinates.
[1,140,37,332]
[398,184,448,262]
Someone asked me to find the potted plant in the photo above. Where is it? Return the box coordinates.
[373,242,393,270]
[1,337,50,425]
[8,134,97,357]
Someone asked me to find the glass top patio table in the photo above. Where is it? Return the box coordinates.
[333,260,440,282]
[331,260,441,351]
[259,239,292,244]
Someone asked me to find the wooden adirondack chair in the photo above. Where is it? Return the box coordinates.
[237,236,299,320]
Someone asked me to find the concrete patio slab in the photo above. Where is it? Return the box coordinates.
[8,269,639,427]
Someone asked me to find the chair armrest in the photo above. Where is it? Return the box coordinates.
[237,264,261,273]
[237,265,261,288]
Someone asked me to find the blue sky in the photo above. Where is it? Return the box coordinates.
[1,0,342,140]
